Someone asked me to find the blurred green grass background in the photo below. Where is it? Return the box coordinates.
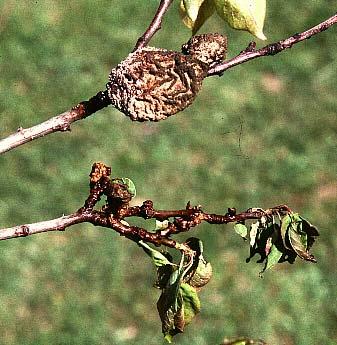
[0,1,336,344]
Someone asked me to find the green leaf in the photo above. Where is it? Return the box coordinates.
[288,224,317,262]
[157,248,204,341]
[121,177,136,197]
[111,177,136,197]
[180,0,215,34]
[157,285,184,340]
[280,213,318,262]
[234,222,248,239]
[157,254,186,340]
[183,0,205,22]
[180,283,201,325]
[262,243,283,273]
[158,282,201,341]
[213,0,267,40]
[280,214,292,250]
[138,240,175,267]
[245,211,319,271]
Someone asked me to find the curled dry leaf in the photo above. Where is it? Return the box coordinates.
[237,211,319,274]
[184,237,213,289]
[156,251,201,342]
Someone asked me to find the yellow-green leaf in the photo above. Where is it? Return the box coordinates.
[234,222,248,239]
[121,177,136,197]
[264,244,283,272]
[180,283,201,324]
[180,0,215,34]
[180,1,194,29]
[280,214,292,250]
[138,240,175,267]
[213,0,267,40]
[183,0,205,22]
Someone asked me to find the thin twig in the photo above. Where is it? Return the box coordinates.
[207,12,337,76]
[0,213,83,240]
[133,0,174,51]
[0,91,110,154]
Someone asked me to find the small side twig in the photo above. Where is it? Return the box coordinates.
[207,12,337,76]
[133,0,174,51]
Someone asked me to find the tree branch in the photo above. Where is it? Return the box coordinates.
[207,12,337,76]
[1,13,336,154]
[0,162,290,249]
[133,0,174,51]
[0,91,110,154]
[0,213,83,240]
[0,161,319,271]
[0,197,286,246]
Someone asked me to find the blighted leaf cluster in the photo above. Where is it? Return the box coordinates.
[139,238,212,342]
[234,210,319,275]
[81,164,320,341]
[180,0,266,39]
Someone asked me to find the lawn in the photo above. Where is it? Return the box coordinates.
[0,1,336,344]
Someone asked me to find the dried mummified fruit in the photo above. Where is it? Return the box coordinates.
[106,33,227,121]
